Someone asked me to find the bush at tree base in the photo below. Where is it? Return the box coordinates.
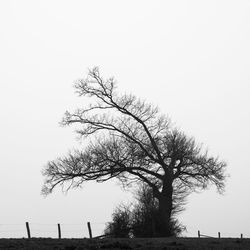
[104,186,186,237]
[104,205,132,238]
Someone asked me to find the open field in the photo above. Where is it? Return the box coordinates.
[0,238,250,250]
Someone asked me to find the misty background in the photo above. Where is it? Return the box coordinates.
[0,0,249,238]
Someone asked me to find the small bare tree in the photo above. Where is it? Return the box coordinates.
[42,67,227,236]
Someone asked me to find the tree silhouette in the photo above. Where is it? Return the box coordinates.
[42,67,227,236]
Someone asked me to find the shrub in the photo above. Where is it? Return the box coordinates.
[104,204,131,238]
[104,185,186,238]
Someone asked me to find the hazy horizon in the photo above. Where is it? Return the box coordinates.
[0,0,250,238]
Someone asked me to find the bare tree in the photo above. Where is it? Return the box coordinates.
[42,67,227,236]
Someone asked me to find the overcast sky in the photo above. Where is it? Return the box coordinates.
[0,0,250,238]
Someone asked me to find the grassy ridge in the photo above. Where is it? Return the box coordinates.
[0,237,249,250]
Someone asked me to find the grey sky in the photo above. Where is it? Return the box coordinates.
[0,0,249,238]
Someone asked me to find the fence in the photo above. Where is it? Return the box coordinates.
[198,230,244,239]
[0,223,246,239]
[0,221,107,239]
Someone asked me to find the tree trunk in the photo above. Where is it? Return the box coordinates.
[156,182,173,237]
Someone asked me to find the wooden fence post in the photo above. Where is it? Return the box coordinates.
[58,223,61,239]
[218,232,221,238]
[87,222,92,238]
[26,222,31,239]
[198,230,200,238]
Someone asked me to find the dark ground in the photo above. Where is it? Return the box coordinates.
[0,237,249,250]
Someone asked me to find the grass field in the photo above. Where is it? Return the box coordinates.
[0,237,249,250]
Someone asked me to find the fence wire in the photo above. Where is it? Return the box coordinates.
[0,221,107,238]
